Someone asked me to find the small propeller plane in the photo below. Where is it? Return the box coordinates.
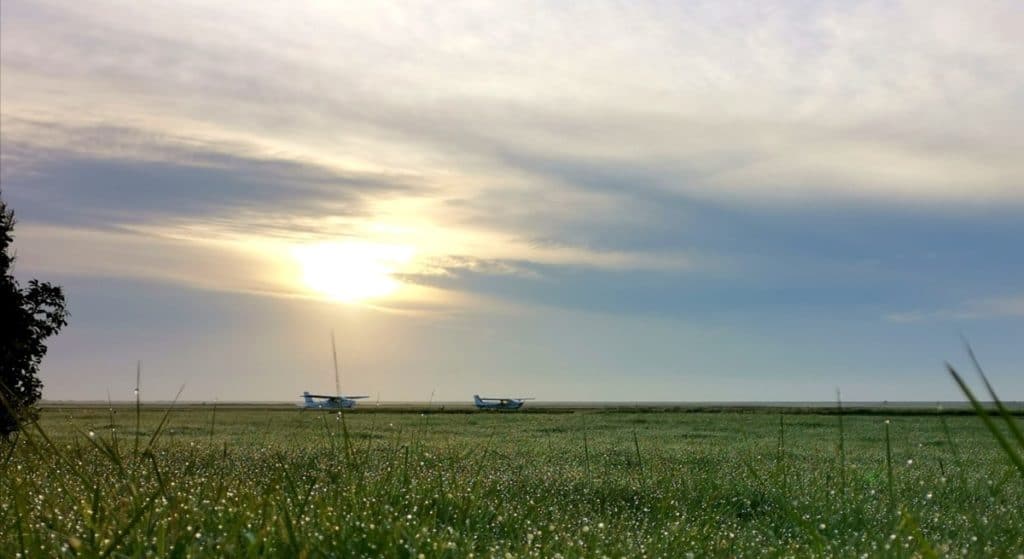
[300,331,368,410]
[473,394,534,410]
[301,391,368,410]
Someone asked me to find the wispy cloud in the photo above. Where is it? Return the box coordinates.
[2,0,1023,316]
[5,0,1022,206]
[885,294,1024,323]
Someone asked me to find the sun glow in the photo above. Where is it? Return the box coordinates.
[292,241,414,303]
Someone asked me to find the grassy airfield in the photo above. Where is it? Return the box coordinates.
[2,405,1022,557]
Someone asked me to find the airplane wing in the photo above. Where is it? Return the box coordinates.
[305,394,338,399]
[478,396,534,401]
[343,395,370,399]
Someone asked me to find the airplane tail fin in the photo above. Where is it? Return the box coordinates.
[303,391,314,405]
[474,394,483,405]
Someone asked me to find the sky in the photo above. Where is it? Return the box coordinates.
[1,0,1022,402]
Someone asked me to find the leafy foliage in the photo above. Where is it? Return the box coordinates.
[0,197,69,440]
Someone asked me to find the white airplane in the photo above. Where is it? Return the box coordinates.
[300,331,368,410]
[473,394,534,410]
[301,391,368,410]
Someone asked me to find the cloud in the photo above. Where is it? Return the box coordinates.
[2,0,1023,319]
[885,294,1024,323]
[3,0,1022,210]
[0,117,421,229]
[10,222,298,298]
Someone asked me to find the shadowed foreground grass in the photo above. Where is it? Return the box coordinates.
[2,407,1022,557]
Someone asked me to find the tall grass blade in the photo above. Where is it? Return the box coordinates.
[632,428,643,472]
[13,485,27,558]
[25,417,92,487]
[209,399,218,443]
[884,419,896,521]
[777,414,787,493]
[99,491,158,558]
[330,330,354,466]
[939,414,967,487]
[106,389,119,456]
[836,389,847,499]
[143,384,186,454]
[581,413,591,483]
[331,330,341,399]
[320,414,337,456]
[133,361,141,457]
[948,363,1024,478]
[146,450,169,499]
[964,343,1024,449]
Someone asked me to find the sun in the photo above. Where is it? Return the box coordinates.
[292,241,414,303]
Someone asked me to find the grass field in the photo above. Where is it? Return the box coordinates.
[2,405,1022,557]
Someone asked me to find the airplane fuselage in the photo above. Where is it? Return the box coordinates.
[301,391,361,409]
[473,395,527,410]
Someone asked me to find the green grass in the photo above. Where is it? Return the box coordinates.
[1,405,1022,557]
